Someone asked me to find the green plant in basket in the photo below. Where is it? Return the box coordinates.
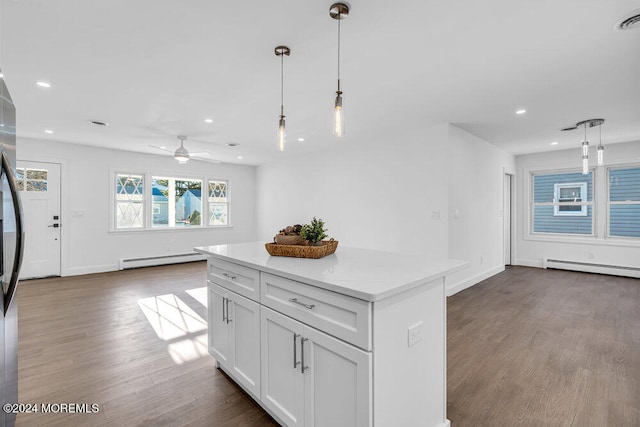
[300,217,328,245]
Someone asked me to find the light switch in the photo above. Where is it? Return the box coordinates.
[408,321,424,347]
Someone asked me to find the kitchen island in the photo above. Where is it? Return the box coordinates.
[194,242,467,427]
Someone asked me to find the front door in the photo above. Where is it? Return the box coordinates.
[16,161,61,278]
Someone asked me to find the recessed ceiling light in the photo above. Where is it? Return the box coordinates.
[36,81,51,88]
[0,73,4,79]
[297,137,305,142]
[88,120,109,126]
[226,143,239,147]
[204,118,213,123]
[550,141,558,146]
[237,156,243,160]
[516,109,526,115]
[44,130,54,134]
[160,146,166,150]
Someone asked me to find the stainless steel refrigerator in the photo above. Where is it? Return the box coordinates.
[0,70,25,427]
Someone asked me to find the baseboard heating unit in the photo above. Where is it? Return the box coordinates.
[544,258,640,279]
[119,253,206,270]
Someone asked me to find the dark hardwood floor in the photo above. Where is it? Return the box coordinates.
[15,263,640,426]
[447,266,640,426]
[16,262,277,427]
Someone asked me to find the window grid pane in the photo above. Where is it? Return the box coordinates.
[208,181,228,225]
[116,174,144,228]
[532,172,593,235]
[609,167,640,237]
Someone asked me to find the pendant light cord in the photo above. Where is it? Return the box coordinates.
[337,12,341,92]
[280,51,284,117]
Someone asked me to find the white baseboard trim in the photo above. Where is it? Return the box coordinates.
[514,258,544,268]
[446,265,505,297]
[63,264,120,277]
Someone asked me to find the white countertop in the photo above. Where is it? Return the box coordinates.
[195,242,468,301]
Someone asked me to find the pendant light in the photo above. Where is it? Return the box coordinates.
[330,3,349,137]
[575,118,605,174]
[275,46,290,152]
[581,122,589,175]
[597,122,605,165]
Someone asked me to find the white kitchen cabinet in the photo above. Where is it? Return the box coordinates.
[207,282,229,366]
[261,306,371,427]
[208,282,261,397]
[196,242,467,427]
[261,306,305,426]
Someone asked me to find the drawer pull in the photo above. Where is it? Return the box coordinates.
[289,298,315,310]
[222,272,237,280]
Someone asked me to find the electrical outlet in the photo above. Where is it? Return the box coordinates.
[432,210,440,220]
[408,321,424,347]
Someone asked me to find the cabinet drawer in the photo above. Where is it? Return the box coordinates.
[208,258,260,302]
[261,273,372,350]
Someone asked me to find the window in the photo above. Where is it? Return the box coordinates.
[16,167,48,192]
[532,171,593,235]
[115,174,144,228]
[208,180,228,226]
[609,167,640,238]
[114,172,228,231]
[152,177,203,228]
[553,183,587,216]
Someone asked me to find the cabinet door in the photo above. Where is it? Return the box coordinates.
[228,292,261,397]
[261,307,305,426]
[303,325,372,427]
[208,283,230,366]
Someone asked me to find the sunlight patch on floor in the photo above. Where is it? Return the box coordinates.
[186,287,208,308]
[137,294,207,341]
[167,333,208,365]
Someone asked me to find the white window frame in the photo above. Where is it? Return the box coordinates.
[151,175,204,229]
[113,172,146,230]
[553,182,588,216]
[528,168,595,238]
[607,166,640,240]
[206,179,230,226]
[110,170,232,232]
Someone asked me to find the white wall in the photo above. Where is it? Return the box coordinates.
[257,124,450,259]
[256,123,515,294]
[447,125,515,295]
[18,137,256,276]
[515,140,640,269]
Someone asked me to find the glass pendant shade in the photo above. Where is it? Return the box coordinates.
[333,92,344,137]
[597,144,604,165]
[277,116,286,152]
[582,140,589,156]
[582,155,589,175]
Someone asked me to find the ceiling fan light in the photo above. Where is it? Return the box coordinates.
[174,145,190,163]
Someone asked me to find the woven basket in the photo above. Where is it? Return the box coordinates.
[265,240,338,259]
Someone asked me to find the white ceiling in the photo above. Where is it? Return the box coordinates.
[2,0,639,165]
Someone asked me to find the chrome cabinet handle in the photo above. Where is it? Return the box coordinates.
[301,337,308,373]
[222,297,227,323]
[293,333,301,369]
[289,298,315,310]
[226,298,232,323]
[222,272,237,280]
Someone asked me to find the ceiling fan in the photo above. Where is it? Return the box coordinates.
[148,135,221,164]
